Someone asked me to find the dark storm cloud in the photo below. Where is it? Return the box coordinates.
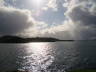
[68,6,96,26]
[0,7,33,35]
[65,0,96,39]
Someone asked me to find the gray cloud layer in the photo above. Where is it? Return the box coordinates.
[64,0,96,39]
[0,7,33,35]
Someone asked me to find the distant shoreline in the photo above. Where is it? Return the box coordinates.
[0,35,75,43]
[0,35,95,43]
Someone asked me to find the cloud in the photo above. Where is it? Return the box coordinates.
[2,0,58,12]
[0,7,34,35]
[64,0,96,39]
[34,21,75,40]
[67,6,96,26]
[46,0,58,11]
[23,0,96,40]
[42,0,58,11]
[19,19,74,39]
[0,6,49,37]
[37,0,96,40]
[0,0,4,6]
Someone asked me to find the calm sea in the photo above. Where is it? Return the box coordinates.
[0,41,96,72]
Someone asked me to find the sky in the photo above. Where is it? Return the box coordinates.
[0,0,96,40]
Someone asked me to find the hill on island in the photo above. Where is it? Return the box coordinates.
[0,35,75,43]
[0,35,61,43]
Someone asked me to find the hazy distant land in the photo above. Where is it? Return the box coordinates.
[0,35,75,43]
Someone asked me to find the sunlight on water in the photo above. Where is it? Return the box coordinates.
[1,42,95,72]
[18,43,54,72]
[27,43,49,55]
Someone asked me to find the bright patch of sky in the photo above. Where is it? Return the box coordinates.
[3,0,66,27]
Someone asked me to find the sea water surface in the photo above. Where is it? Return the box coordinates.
[0,41,96,72]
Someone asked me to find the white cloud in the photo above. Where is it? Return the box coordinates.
[42,0,58,11]
[0,0,4,6]
[34,20,75,40]
[47,0,58,11]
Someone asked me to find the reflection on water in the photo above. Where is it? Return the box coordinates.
[0,42,80,72]
[0,41,96,72]
[16,42,79,72]
[17,43,54,72]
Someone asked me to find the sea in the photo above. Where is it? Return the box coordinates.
[0,41,96,72]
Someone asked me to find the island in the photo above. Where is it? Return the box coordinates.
[0,35,75,43]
